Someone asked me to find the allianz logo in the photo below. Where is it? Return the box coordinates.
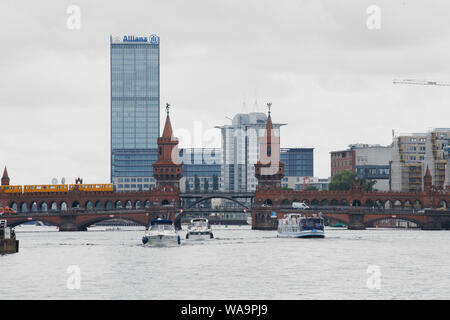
[122,35,160,44]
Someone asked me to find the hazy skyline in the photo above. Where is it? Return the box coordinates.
[1,0,450,185]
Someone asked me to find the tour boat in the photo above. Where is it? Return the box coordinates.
[277,213,303,238]
[277,213,325,238]
[298,213,325,238]
[186,218,213,240]
[142,219,181,247]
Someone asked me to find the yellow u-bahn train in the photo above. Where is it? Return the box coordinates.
[0,184,113,194]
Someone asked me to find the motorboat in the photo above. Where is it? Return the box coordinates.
[186,218,213,240]
[142,219,180,247]
[277,212,325,238]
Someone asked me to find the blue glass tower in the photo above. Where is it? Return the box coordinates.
[110,35,160,189]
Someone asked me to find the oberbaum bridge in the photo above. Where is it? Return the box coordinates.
[1,106,450,231]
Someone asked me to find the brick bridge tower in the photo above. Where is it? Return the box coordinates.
[254,103,284,189]
[152,103,183,191]
[1,167,10,186]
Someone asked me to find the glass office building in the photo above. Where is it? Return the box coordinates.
[110,35,160,187]
[179,148,222,192]
[281,148,314,177]
[217,113,284,192]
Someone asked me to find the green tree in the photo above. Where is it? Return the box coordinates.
[363,179,377,192]
[212,175,219,191]
[328,170,356,191]
[194,175,200,192]
[329,170,378,192]
[306,185,318,191]
[185,179,190,193]
[204,178,209,192]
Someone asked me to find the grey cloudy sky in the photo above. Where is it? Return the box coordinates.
[1,0,450,185]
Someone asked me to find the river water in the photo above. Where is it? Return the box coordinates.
[1,225,449,300]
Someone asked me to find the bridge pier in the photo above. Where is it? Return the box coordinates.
[59,215,82,232]
[347,213,366,230]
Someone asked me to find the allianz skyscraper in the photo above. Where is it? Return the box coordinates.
[110,35,160,189]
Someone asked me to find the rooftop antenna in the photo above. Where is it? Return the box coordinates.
[51,178,57,185]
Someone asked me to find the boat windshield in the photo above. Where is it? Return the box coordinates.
[300,218,324,230]
[151,224,174,231]
[192,221,208,228]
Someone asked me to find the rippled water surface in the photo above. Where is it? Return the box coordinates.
[1,225,450,299]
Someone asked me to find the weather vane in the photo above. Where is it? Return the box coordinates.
[267,102,272,116]
[166,103,170,115]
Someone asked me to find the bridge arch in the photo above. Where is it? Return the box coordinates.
[365,199,374,207]
[322,214,349,226]
[6,218,60,228]
[440,200,448,208]
[352,199,362,207]
[40,202,48,212]
[95,200,103,210]
[72,201,81,209]
[185,195,250,209]
[10,202,18,212]
[375,200,383,208]
[60,201,68,211]
[50,201,58,211]
[31,202,38,212]
[105,201,113,210]
[76,216,147,230]
[20,202,28,213]
[144,200,152,208]
[394,200,402,208]
[85,201,94,210]
[135,200,143,209]
[364,216,424,229]
[414,200,422,209]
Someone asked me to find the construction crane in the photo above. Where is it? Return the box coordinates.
[393,79,450,86]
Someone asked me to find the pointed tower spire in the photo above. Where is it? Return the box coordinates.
[152,103,183,191]
[1,166,10,186]
[162,103,173,138]
[254,103,284,189]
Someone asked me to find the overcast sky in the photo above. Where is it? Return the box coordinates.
[1,0,450,185]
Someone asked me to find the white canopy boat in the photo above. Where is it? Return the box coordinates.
[186,218,214,240]
[142,219,181,247]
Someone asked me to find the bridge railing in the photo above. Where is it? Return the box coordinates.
[252,204,432,215]
[2,206,178,216]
